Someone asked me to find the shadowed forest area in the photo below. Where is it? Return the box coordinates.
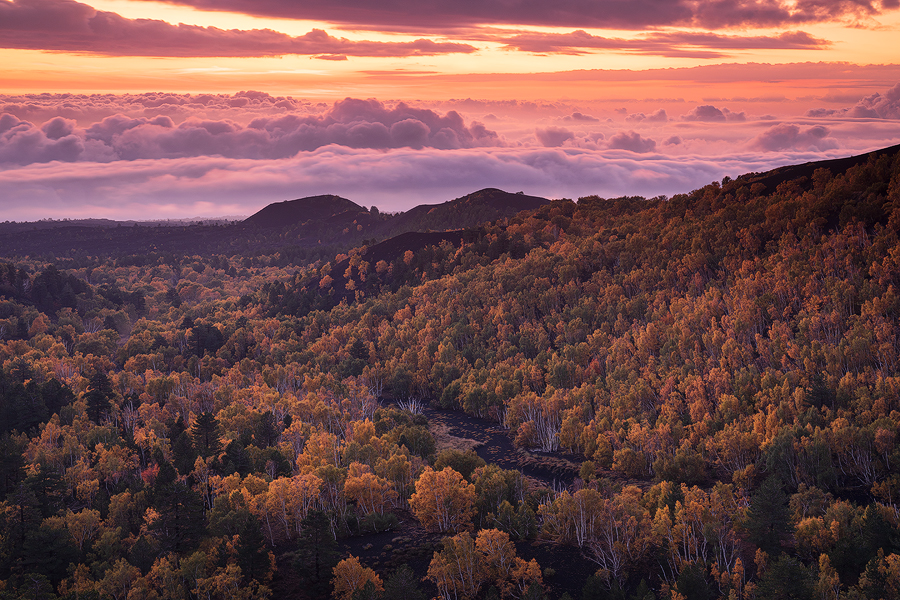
[1,146,900,600]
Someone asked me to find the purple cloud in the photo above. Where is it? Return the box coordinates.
[536,127,575,147]
[682,105,746,122]
[626,109,668,123]
[608,131,657,153]
[0,99,503,164]
[0,145,857,221]
[0,0,476,57]
[135,0,899,30]
[749,123,839,151]
[498,28,830,57]
[850,83,900,119]
[563,112,600,122]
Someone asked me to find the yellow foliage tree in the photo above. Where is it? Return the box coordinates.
[332,555,382,600]
[410,466,475,533]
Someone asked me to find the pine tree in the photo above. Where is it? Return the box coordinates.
[191,411,223,459]
[85,369,113,423]
[745,475,789,555]
[236,515,271,585]
[293,510,339,599]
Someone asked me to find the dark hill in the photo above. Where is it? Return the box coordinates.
[377,188,551,237]
[242,194,365,228]
[737,142,900,193]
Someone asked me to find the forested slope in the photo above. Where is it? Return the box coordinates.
[0,146,899,600]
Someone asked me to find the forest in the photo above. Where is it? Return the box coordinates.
[0,144,899,600]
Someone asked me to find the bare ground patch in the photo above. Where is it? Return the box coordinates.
[428,419,483,453]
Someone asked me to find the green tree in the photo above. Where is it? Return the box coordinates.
[754,555,814,600]
[191,411,223,459]
[382,564,425,600]
[745,475,789,555]
[85,370,113,424]
[236,515,271,585]
[293,510,339,599]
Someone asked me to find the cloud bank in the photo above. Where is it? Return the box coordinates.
[0,98,500,164]
[3,84,900,221]
[0,146,860,221]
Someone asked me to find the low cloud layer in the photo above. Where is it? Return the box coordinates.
[0,146,860,221]
[4,86,900,221]
[0,98,500,164]
[0,0,475,57]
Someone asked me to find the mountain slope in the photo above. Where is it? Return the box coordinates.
[241,194,367,228]
[376,188,551,237]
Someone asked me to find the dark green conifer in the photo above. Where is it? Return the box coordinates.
[192,411,223,459]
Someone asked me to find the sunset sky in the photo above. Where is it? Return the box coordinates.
[2,0,900,220]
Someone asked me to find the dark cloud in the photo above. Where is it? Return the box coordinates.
[0,0,476,57]
[140,0,898,30]
[497,28,829,57]
[0,99,502,164]
[535,127,575,147]
[681,105,746,122]
[608,131,657,153]
[664,136,682,145]
[749,123,839,151]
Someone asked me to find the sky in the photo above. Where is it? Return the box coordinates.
[2,0,900,220]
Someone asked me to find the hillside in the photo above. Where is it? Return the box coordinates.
[241,194,369,229]
[376,188,551,237]
[0,188,548,261]
[0,146,899,600]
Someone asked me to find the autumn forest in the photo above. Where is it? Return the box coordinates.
[1,145,900,600]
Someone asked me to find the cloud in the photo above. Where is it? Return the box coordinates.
[681,105,746,122]
[849,83,900,119]
[563,112,600,122]
[536,127,575,147]
[626,109,668,123]
[749,123,839,151]
[0,99,502,164]
[0,0,476,57]
[0,146,858,221]
[805,83,900,119]
[608,131,657,153]
[141,0,900,30]
[497,28,830,57]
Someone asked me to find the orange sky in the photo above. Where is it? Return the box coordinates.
[1,0,900,219]
[2,0,899,98]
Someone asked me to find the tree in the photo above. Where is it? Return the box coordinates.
[383,564,425,600]
[85,369,113,423]
[344,463,397,518]
[410,466,476,533]
[192,411,223,459]
[744,475,789,555]
[332,556,382,600]
[427,532,483,600]
[293,509,339,599]
[236,515,273,585]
